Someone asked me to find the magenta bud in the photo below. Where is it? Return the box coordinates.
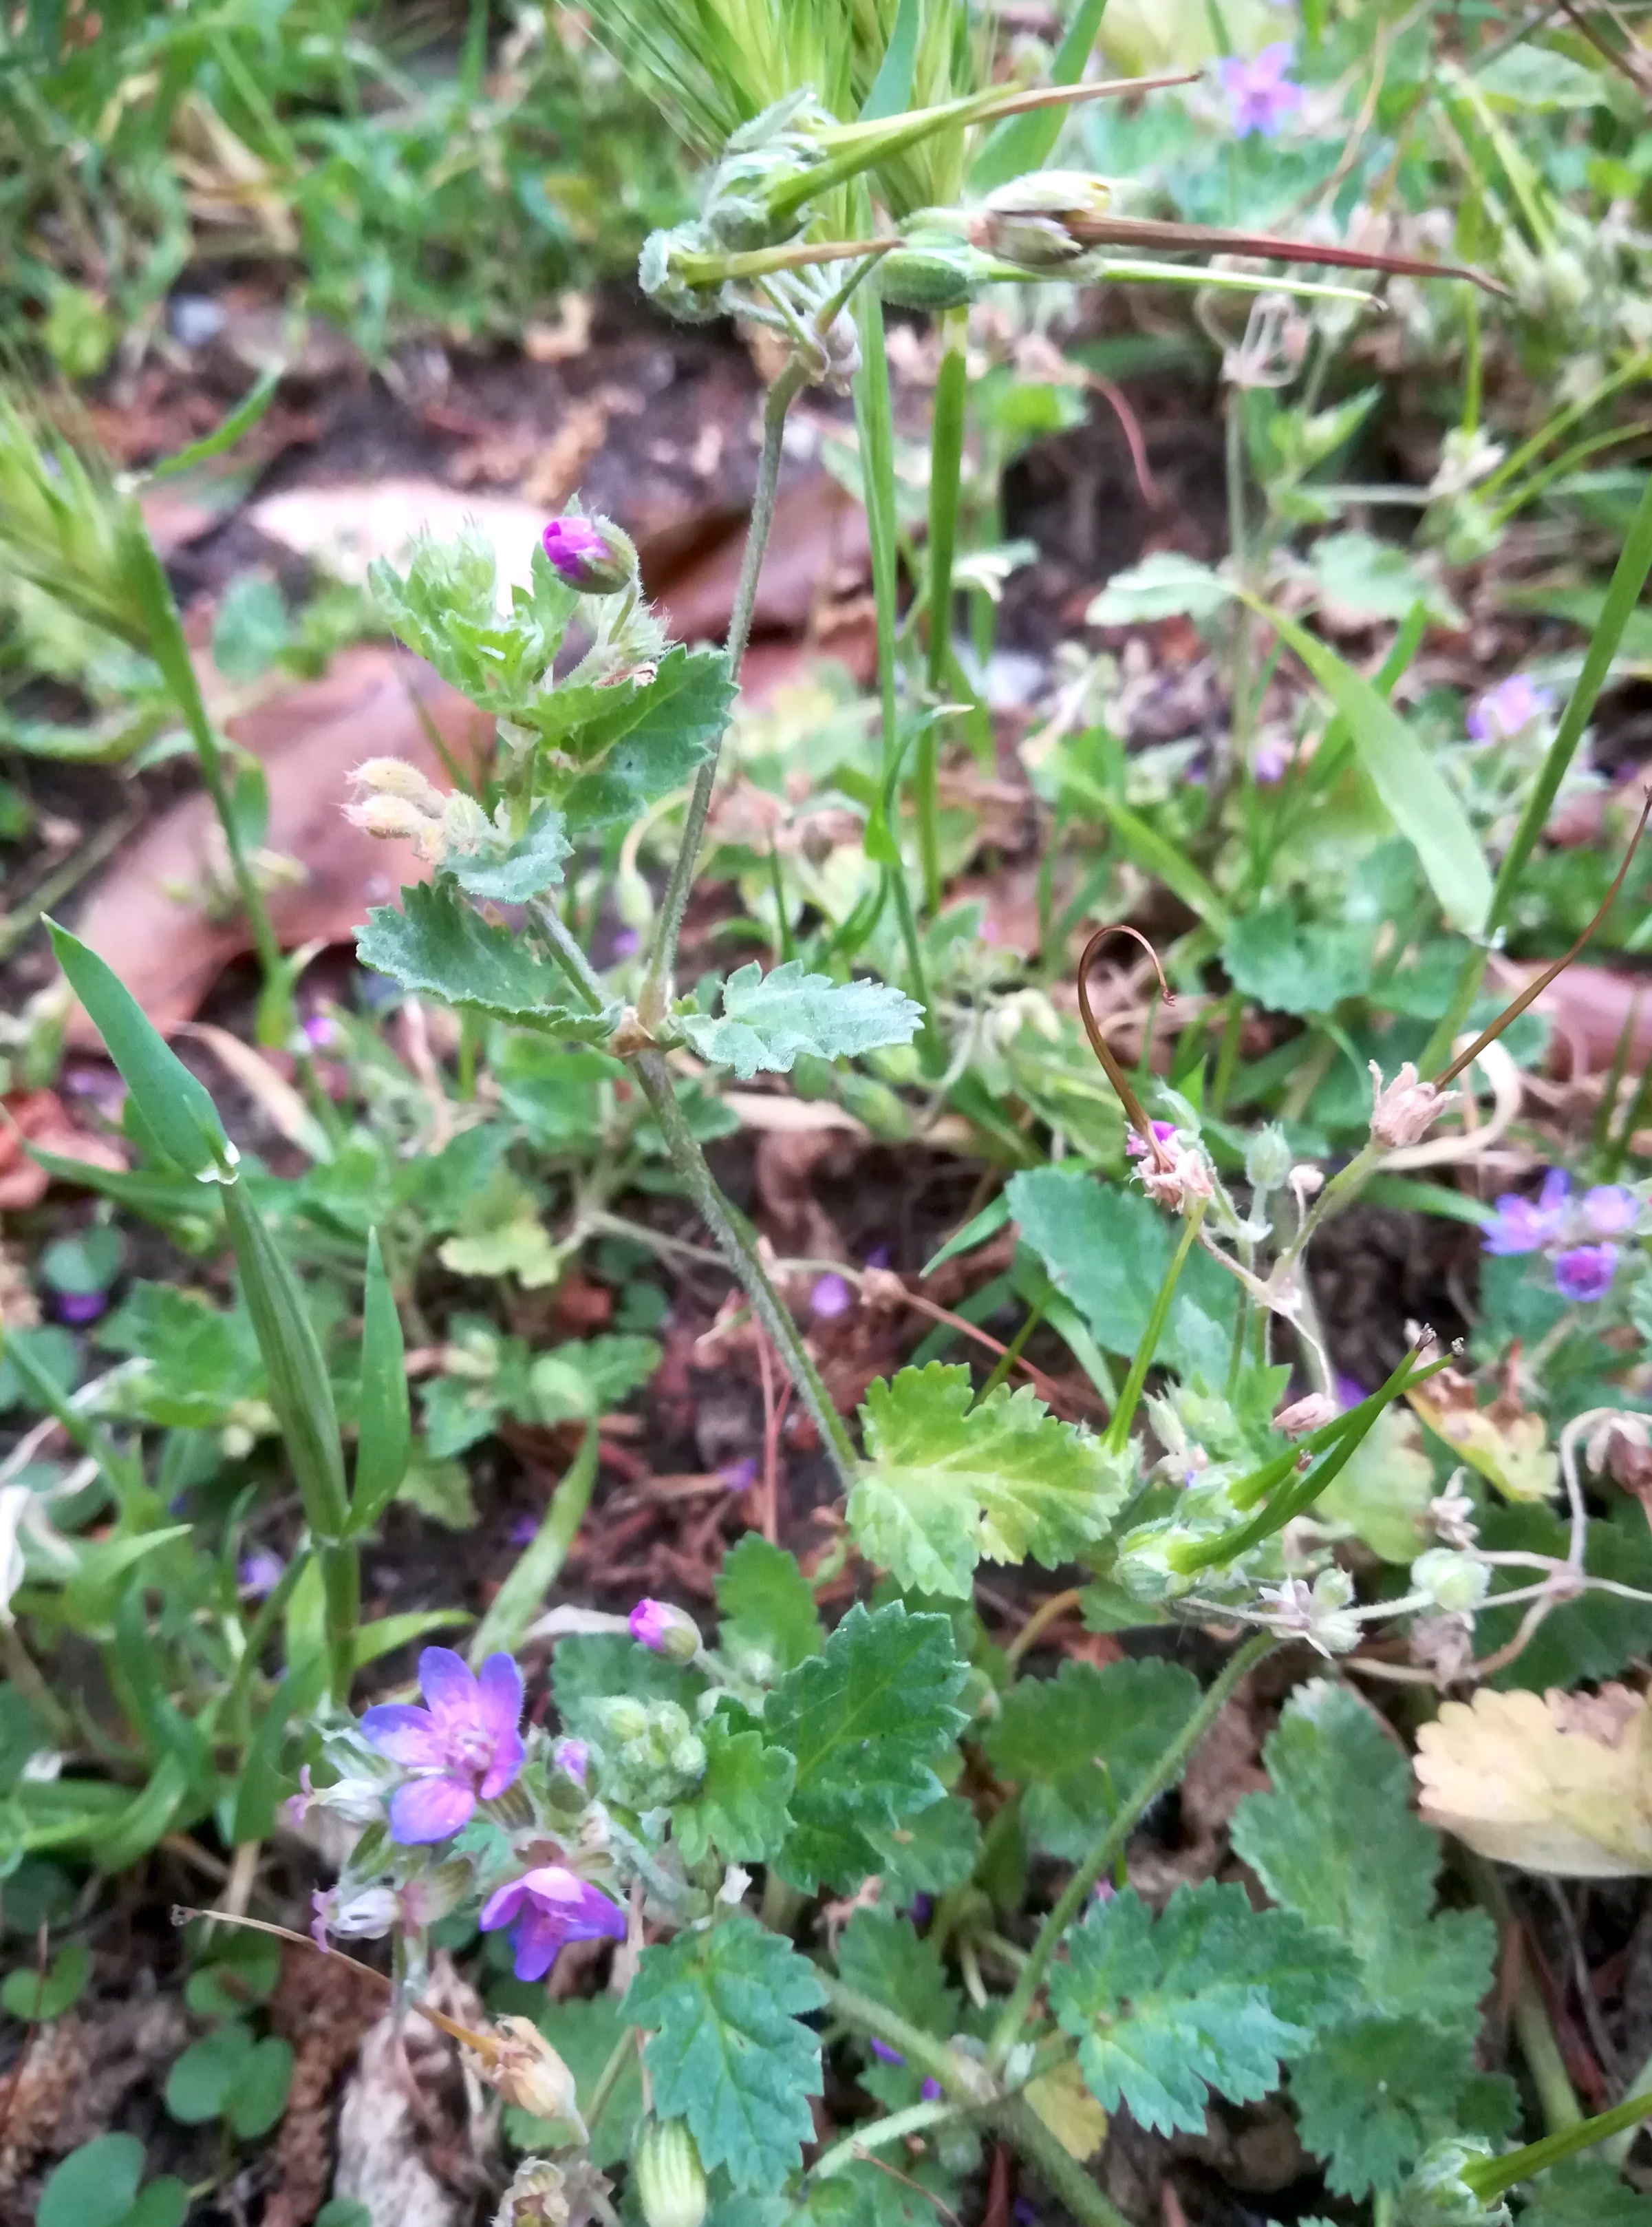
[540,513,637,595]
[629,1599,702,1662]
[553,1736,588,1787]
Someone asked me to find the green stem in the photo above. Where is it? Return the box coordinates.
[1470,1855,1582,2136]
[918,307,969,916]
[1104,1204,1204,1454]
[817,1975,991,2103]
[535,897,608,1011]
[989,2096,1132,2227]
[809,2098,967,2184]
[629,1049,858,1488]
[468,1425,599,1663]
[985,1632,1277,2071]
[1423,462,1652,1072]
[1604,2046,1652,2166]
[639,359,809,1032]
[584,2025,639,2140]
[1465,2082,1652,2203]
[317,1537,361,1707]
[977,1306,1044,1403]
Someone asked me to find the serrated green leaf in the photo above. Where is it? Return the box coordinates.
[559,647,734,827]
[716,1535,824,1674]
[1049,1882,1357,2137]
[1519,2160,1652,2227]
[1006,1167,1236,1381]
[1221,903,1375,1018]
[836,1908,958,2111]
[356,882,618,1034]
[678,961,922,1080]
[861,1793,982,1907]
[1288,2017,1481,2197]
[447,803,570,903]
[528,1334,660,1426]
[552,1632,706,1738]
[37,2134,146,2227]
[763,1601,969,1892]
[984,1656,1200,1860]
[1086,552,1231,625]
[673,1711,796,1865]
[850,1364,1132,1599]
[622,1912,825,2190]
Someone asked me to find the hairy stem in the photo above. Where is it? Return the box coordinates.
[817,1975,988,2101]
[985,1632,1278,2069]
[629,1049,858,1487]
[989,2096,1133,2227]
[640,360,809,1030]
[917,306,969,916]
[808,2098,967,2184]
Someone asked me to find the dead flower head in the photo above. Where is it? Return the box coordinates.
[1369,1061,1458,1150]
[1274,1394,1338,1440]
[469,2016,586,2140]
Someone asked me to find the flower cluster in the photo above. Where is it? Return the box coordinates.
[1481,1169,1640,1302]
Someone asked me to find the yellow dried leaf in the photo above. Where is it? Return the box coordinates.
[1414,1684,1652,1877]
[1026,2055,1108,2160]
[1406,1368,1558,1503]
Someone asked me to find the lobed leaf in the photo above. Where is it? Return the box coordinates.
[985,1656,1200,1859]
[356,881,619,1035]
[672,1709,797,1866]
[716,1535,824,1674]
[678,959,922,1080]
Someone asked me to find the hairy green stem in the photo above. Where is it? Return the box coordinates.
[989,2096,1133,2227]
[917,306,969,915]
[640,360,809,1030]
[317,1538,361,1707]
[534,897,608,1011]
[985,1632,1278,2070]
[808,2098,968,2184]
[630,1049,858,1487]
[817,1975,988,2101]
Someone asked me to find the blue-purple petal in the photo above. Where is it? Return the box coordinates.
[388,1773,476,1844]
[360,1702,445,1768]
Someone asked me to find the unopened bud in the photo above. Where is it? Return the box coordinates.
[541,513,638,596]
[1245,1125,1293,1194]
[1369,1061,1457,1151]
[599,1697,650,1743]
[875,225,980,310]
[628,1598,702,1661]
[633,2118,708,2227]
[1410,1547,1490,1615]
[350,756,445,812]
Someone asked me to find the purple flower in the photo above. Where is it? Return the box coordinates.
[810,1272,853,1320]
[1217,43,1304,137]
[1335,1374,1366,1411]
[553,1736,588,1787]
[1252,737,1290,785]
[863,1245,892,1270]
[1467,674,1552,743]
[1483,1169,1570,1257]
[1584,1184,1638,1237]
[1125,1120,1178,1161]
[1554,1244,1617,1303]
[55,1290,107,1325]
[361,1646,525,1844]
[719,1456,758,1493]
[612,928,641,959]
[909,1894,932,1926]
[478,1864,626,1981]
[303,1014,337,1048]
[239,1549,285,1597]
[1014,2204,1040,2227]
[868,2038,905,2065]
[509,1513,540,1546]
[628,1598,700,1660]
[540,515,632,595]
[921,2077,943,2102]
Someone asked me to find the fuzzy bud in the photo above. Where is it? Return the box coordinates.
[350,756,445,812]
[1274,1393,1338,1440]
[632,2118,709,2227]
[1410,1547,1490,1615]
[598,1697,650,1743]
[347,793,436,843]
[1399,2138,1508,2227]
[628,1599,702,1661]
[541,513,638,596]
[1245,1124,1293,1193]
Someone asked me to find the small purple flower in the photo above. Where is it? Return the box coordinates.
[921,2077,943,2102]
[868,2038,905,2066]
[303,1013,337,1048]
[909,1894,932,1926]
[719,1456,758,1493]
[863,1245,892,1270]
[55,1289,107,1325]
[478,1864,626,1981]
[1466,674,1552,743]
[509,1513,540,1546]
[553,1736,588,1787]
[1583,1184,1638,1237]
[1014,2204,1040,2227]
[1251,737,1290,785]
[810,1272,853,1320]
[612,928,641,959]
[1554,1244,1617,1303]
[239,1549,285,1597]
[628,1598,700,1660]
[1217,43,1304,137]
[1483,1169,1570,1257]
[361,1646,525,1844]
[1335,1374,1366,1411]
[1125,1120,1178,1162]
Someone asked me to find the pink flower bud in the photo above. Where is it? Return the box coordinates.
[628,1599,701,1661]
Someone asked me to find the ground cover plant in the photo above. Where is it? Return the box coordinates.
[6,4,1652,2226]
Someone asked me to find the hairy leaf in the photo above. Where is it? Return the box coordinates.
[1519,2161,1652,2227]
[678,960,922,1080]
[1221,903,1375,1018]
[716,1535,824,1674]
[559,647,734,826]
[673,1711,796,1866]
[836,1908,959,2110]
[850,1364,1132,1599]
[764,1601,968,1892]
[622,1913,824,2189]
[985,1656,1199,1859]
[446,803,570,903]
[1049,1883,1357,2136]
[861,1794,983,1907]
[356,881,618,1034]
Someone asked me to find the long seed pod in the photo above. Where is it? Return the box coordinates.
[1064,215,1511,297]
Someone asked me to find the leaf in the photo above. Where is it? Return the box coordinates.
[1519,2160,1652,2227]
[762,1601,969,1892]
[1,1939,92,2021]
[446,802,570,903]
[1253,602,1494,933]
[166,2023,254,2123]
[1305,531,1461,628]
[226,2035,294,2138]
[37,2134,146,2227]
[352,1228,411,1531]
[1049,1882,1357,2136]
[1086,552,1232,626]
[1313,1404,1437,1564]
[673,1710,797,1866]
[1406,1370,1559,1504]
[527,1334,661,1426]
[96,1285,261,1429]
[716,1535,824,1674]
[504,1993,643,2171]
[1475,1506,1652,1692]
[47,923,232,1179]
[1221,904,1375,1018]
[861,1793,982,1906]
[356,882,618,1034]
[1026,2056,1108,2162]
[836,1908,959,2111]
[395,1456,479,1529]
[622,1912,825,2190]
[984,1656,1200,1860]
[850,1364,1132,1600]
[678,961,922,1080]
[1006,1166,1236,1381]
[125,2179,189,2227]
[559,647,735,827]
[552,1632,706,1739]
[1288,2017,1491,2199]
[1415,1684,1652,1877]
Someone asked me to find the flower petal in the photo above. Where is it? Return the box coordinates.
[513,1907,561,1983]
[476,1653,524,1745]
[479,1877,529,1933]
[388,1773,476,1844]
[563,1882,627,1943]
[417,1646,481,1730]
[359,1703,444,1767]
[479,1727,526,1802]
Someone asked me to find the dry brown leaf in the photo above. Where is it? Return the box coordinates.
[66,643,492,1040]
[1415,1683,1652,1876]
[0,1090,128,1208]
